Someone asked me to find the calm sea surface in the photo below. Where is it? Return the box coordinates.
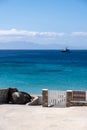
[0,50,87,94]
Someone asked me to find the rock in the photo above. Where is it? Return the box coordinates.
[11,91,32,104]
[0,88,9,104]
[21,91,32,103]
[26,95,38,105]
[8,88,19,103]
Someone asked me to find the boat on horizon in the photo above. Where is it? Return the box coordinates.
[61,47,70,52]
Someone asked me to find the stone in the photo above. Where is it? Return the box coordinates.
[8,88,19,103]
[11,91,32,104]
[0,88,9,104]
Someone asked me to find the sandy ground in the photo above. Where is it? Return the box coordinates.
[0,105,87,130]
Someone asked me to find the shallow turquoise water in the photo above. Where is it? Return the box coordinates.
[0,50,87,94]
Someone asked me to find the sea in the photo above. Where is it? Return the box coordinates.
[0,50,87,94]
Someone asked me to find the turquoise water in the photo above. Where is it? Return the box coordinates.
[0,50,87,94]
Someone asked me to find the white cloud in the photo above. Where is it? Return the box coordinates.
[0,29,87,49]
[38,32,65,37]
[0,29,87,38]
[71,32,87,36]
[0,29,67,43]
[0,28,65,38]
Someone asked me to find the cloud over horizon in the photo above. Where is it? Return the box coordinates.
[0,29,87,38]
[0,28,65,37]
[71,32,87,36]
[0,29,87,49]
[0,29,67,44]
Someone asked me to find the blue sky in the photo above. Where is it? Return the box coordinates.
[0,0,87,49]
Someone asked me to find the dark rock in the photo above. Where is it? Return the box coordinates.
[0,88,9,104]
[21,91,32,103]
[8,88,19,103]
[11,91,32,104]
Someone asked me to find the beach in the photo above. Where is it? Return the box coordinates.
[0,105,87,130]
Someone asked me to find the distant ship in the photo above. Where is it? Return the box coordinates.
[61,47,70,52]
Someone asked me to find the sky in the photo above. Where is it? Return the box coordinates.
[0,0,87,49]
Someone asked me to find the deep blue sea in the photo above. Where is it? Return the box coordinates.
[0,50,87,94]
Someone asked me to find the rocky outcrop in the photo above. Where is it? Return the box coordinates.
[11,91,32,104]
[8,88,19,103]
[0,88,38,105]
[0,88,9,104]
